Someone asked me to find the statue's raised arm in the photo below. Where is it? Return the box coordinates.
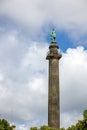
[50,29,56,42]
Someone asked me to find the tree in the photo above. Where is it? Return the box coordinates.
[0,119,12,130]
[83,110,87,120]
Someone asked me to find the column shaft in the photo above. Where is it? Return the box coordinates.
[48,58,60,128]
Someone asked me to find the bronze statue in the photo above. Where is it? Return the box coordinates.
[50,29,56,42]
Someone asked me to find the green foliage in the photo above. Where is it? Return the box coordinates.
[40,125,50,130]
[0,119,12,130]
[83,110,87,120]
[40,125,55,130]
[60,128,65,130]
[0,125,4,130]
[30,125,60,130]
[30,127,38,130]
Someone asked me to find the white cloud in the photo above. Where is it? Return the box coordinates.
[16,124,29,130]
[0,29,48,129]
[60,46,87,127]
[0,0,87,40]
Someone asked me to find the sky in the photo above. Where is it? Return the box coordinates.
[0,0,87,130]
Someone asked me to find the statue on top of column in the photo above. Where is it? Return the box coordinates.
[50,29,56,42]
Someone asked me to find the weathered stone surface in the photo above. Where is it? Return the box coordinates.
[46,42,62,129]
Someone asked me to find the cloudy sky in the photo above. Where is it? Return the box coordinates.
[0,0,87,130]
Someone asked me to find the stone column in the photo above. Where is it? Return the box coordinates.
[46,42,62,129]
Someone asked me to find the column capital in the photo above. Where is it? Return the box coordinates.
[46,42,62,60]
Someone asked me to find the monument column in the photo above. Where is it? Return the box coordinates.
[46,29,62,128]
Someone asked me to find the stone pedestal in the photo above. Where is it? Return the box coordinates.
[46,42,62,128]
